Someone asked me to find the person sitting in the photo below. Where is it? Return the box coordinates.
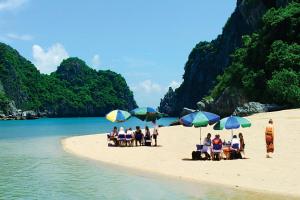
[135,126,143,146]
[144,126,152,146]
[117,127,126,146]
[202,133,212,160]
[108,126,118,146]
[125,128,134,147]
[212,134,223,161]
[239,132,245,158]
[230,135,242,159]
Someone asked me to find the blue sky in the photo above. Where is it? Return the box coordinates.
[0,0,236,108]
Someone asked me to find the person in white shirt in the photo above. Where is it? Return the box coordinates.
[125,128,134,146]
[231,135,240,150]
[118,127,126,146]
[230,135,242,159]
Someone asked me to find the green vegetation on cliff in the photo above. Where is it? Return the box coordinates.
[210,2,300,107]
[159,0,296,116]
[0,43,137,116]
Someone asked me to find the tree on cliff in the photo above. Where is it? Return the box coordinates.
[210,2,300,108]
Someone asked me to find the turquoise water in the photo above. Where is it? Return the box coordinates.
[0,118,284,200]
[0,117,203,200]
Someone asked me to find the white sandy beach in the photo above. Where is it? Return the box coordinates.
[62,109,300,198]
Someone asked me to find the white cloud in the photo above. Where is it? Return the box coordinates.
[131,80,162,94]
[6,33,33,41]
[91,54,101,68]
[166,80,181,90]
[32,43,69,74]
[0,0,27,11]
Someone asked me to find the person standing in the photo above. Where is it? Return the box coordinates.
[144,126,152,146]
[135,126,143,146]
[238,132,245,158]
[152,120,159,146]
[265,119,275,158]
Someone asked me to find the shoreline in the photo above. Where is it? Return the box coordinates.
[62,109,300,199]
[62,139,297,200]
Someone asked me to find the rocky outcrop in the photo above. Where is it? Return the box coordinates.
[233,102,283,116]
[203,87,249,117]
[159,0,292,116]
[158,87,177,116]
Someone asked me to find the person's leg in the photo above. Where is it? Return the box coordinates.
[240,150,245,158]
[266,142,271,158]
[212,152,216,160]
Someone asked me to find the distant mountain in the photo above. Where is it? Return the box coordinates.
[0,43,137,117]
[159,0,294,116]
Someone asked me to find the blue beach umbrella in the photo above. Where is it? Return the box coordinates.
[180,111,220,143]
[106,110,131,123]
[213,115,251,137]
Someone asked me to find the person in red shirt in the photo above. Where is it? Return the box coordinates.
[212,134,223,161]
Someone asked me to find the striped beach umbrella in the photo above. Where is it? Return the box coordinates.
[213,116,251,137]
[106,110,131,123]
[180,111,220,143]
[131,107,162,122]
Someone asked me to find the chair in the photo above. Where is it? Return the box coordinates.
[118,134,126,146]
[231,143,239,150]
[212,142,222,161]
[196,144,203,151]
[125,134,133,146]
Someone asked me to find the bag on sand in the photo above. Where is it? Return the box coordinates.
[192,151,201,160]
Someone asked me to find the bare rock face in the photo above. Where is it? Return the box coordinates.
[208,87,248,117]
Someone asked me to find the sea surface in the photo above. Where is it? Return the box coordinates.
[0,117,282,200]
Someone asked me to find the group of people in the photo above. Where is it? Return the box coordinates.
[193,119,275,160]
[195,132,245,161]
[107,125,159,147]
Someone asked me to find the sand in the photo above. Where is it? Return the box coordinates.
[62,109,300,198]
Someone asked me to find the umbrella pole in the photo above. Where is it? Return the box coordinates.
[200,127,202,144]
[231,129,233,138]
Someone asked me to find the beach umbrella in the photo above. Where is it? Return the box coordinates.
[213,116,251,137]
[180,111,220,144]
[106,109,131,123]
[131,107,163,122]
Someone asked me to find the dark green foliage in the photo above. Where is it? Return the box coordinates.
[158,87,177,116]
[0,44,137,116]
[210,2,300,107]
[0,91,9,114]
[267,69,300,105]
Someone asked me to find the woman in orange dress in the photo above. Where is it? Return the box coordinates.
[265,119,274,158]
